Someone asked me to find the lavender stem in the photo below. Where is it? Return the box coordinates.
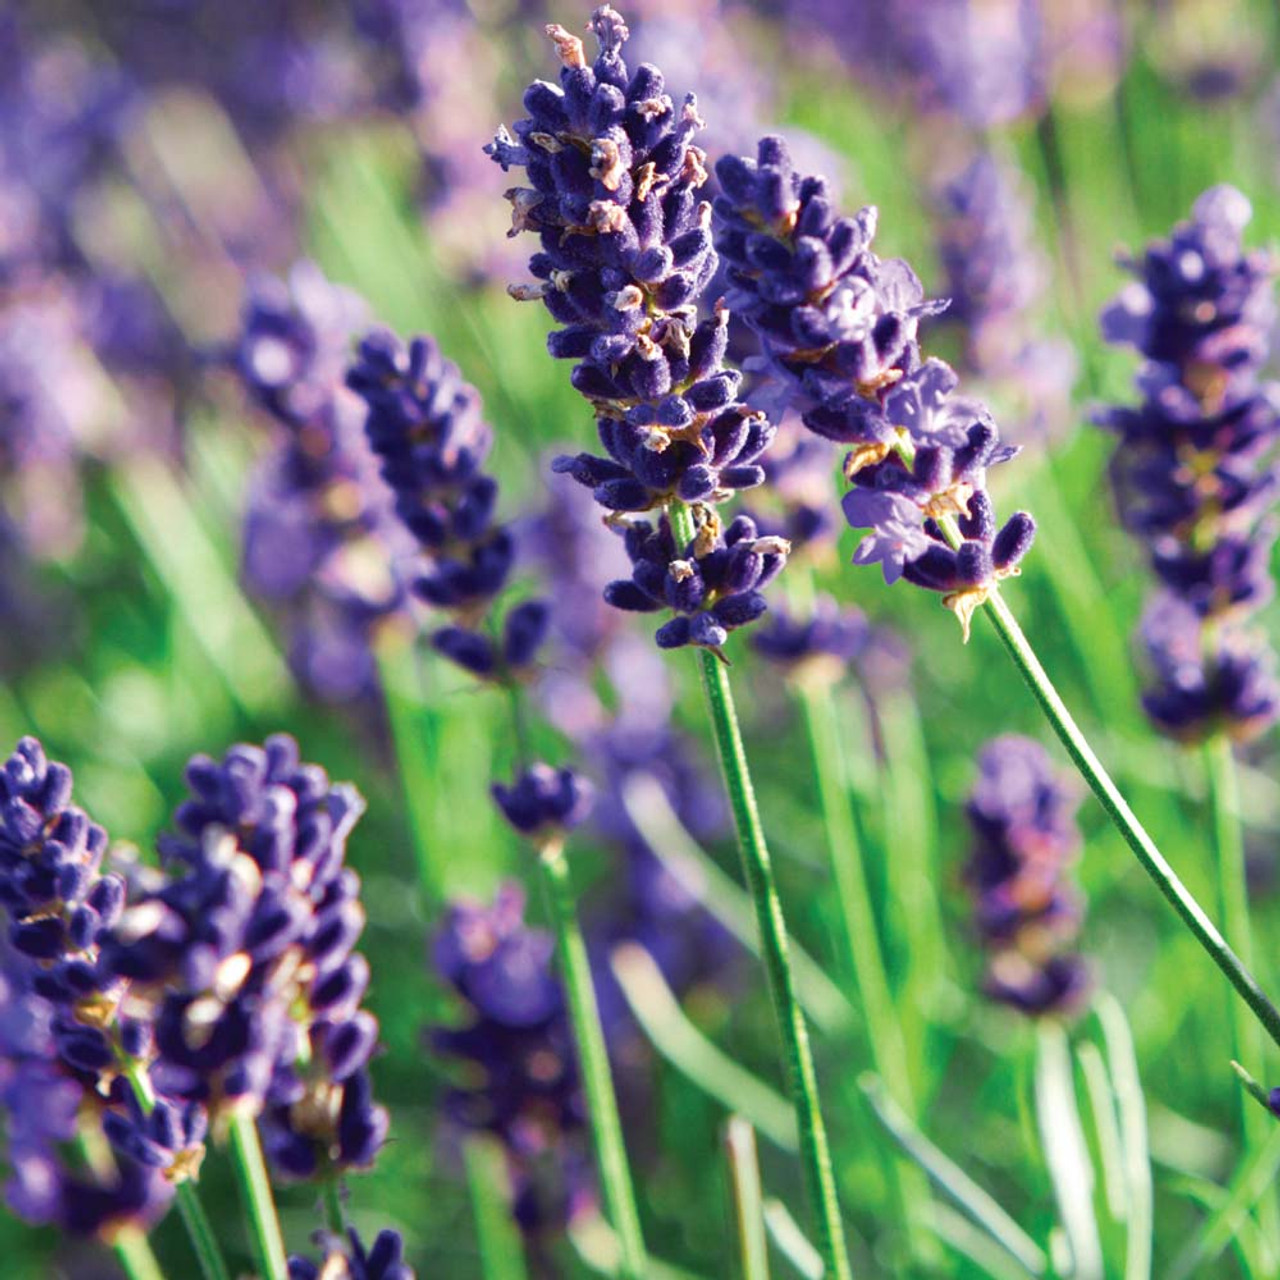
[537,843,647,1280]
[228,1113,289,1280]
[982,589,1280,1049]
[670,501,854,1280]
[123,1063,230,1280]
[113,1228,167,1280]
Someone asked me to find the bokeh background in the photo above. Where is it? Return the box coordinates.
[3,0,1280,1275]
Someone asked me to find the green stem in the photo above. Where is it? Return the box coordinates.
[670,502,853,1280]
[228,1112,289,1280]
[537,843,647,1280]
[123,1065,231,1280]
[981,590,1280,1050]
[464,1135,530,1280]
[113,1227,167,1280]
[1205,734,1280,1250]
[323,1176,346,1236]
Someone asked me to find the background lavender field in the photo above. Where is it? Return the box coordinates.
[4,1,1280,1276]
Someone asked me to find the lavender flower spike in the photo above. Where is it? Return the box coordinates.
[347,328,551,683]
[1095,186,1280,740]
[489,6,774,514]
[713,134,1035,637]
[102,734,388,1180]
[964,736,1090,1016]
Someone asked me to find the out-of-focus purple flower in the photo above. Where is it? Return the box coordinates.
[605,511,788,654]
[490,7,774,516]
[493,765,594,848]
[234,264,409,704]
[964,736,1090,1017]
[750,594,870,682]
[1096,186,1280,741]
[430,883,594,1240]
[932,149,1077,446]
[102,734,388,1180]
[289,1226,415,1280]
[749,413,841,556]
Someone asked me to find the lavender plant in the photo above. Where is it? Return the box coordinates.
[710,129,1280,1064]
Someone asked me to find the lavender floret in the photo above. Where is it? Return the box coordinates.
[289,1227,415,1280]
[492,764,594,847]
[604,511,788,654]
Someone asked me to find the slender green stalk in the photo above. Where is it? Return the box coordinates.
[1205,732,1280,1253]
[859,1074,1047,1277]
[537,843,647,1280]
[981,589,1280,1049]
[670,501,853,1280]
[761,1198,826,1280]
[725,1118,772,1280]
[323,1177,346,1236]
[113,1228,167,1280]
[123,1065,231,1280]
[1075,1042,1126,1222]
[1034,1022,1102,1280]
[620,771,854,1035]
[464,1135,530,1280]
[228,1112,289,1280]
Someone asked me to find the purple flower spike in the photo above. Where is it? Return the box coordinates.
[490,6,773,516]
[713,134,1034,633]
[101,734,388,1179]
[1096,187,1280,741]
[347,328,550,684]
[964,736,1090,1018]
[430,884,593,1240]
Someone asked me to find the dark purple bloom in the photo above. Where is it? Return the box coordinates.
[430,883,593,1239]
[604,511,788,654]
[101,734,387,1178]
[964,736,1090,1017]
[750,594,871,683]
[492,764,594,847]
[289,1226,415,1280]
[713,134,1034,630]
[1095,187,1280,741]
[490,7,774,515]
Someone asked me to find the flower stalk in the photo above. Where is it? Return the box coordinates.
[670,500,853,1280]
[537,841,648,1280]
[228,1113,289,1280]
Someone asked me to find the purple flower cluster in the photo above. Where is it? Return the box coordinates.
[0,740,176,1236]
[347,329,551,683]
[714,134,1035,636]
[102,734,388,1180]
[1096,187,1280,742]
[430,883,593,1239]
[964,736,1089,1016]
[289,1226,414,1280]
[236,263,409,703]
[605,510,787,651]
[492,764,594,849]
[489,8,775,517]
